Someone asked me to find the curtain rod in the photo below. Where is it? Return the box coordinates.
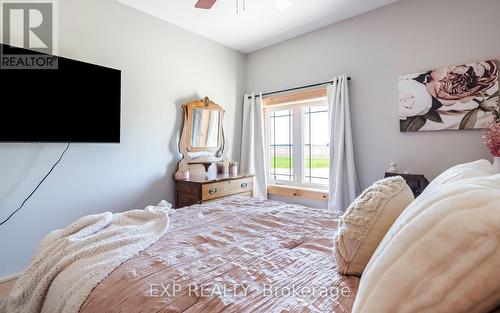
[248,77,351,99]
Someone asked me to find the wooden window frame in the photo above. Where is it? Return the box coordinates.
[262,88,327,107]
[263,87,330,201]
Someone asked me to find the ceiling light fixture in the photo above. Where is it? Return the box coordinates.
[273,0,293,11]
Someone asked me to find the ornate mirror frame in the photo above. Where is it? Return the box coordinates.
[185,98,224,153]
[175,97,229,179]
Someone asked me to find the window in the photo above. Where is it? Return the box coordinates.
[264,90,329,189]
[269,108,293,182]
[303,104,329,185]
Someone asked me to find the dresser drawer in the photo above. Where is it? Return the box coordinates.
[202,177,253,201]
[202,192,253,204]
[176,182,201,208]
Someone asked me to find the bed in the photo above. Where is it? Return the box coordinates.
[79,196,359,313]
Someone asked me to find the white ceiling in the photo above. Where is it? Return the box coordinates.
[117,0,400,54]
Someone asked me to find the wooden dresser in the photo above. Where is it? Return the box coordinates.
[175,173,255,208]
[174,97,254,208]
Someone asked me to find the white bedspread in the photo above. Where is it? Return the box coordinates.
[0,201,172,313]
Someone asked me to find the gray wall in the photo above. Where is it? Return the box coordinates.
[0,0,245,277]
[247,0,498,195]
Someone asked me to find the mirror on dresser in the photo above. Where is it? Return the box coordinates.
[190,109,221,148]
[174,97,254,208]
[175,96,226,179]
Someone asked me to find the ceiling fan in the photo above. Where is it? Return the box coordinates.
[194,0,218,9]
[195,0,246,13]
[195,0,292,12]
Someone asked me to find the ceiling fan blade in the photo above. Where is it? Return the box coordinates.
[195,0,217,9]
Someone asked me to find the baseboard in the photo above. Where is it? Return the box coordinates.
[0,273,20,284]
[0,273,20,299]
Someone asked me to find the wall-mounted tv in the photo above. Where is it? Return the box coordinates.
[0,44,121,143]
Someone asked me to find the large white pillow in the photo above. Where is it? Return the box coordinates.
[334,176,414,276]
[352,165,500,313]
[377,160,496,246]
[420,159,495,197]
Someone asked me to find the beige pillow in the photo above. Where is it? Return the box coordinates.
[352,164,500,313]
[378,160,496,248]
[420,159,495,198]
[334,176,414,276]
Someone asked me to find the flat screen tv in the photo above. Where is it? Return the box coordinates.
[0,44,121,143]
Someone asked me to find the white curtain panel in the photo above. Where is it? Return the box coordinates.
[328,75,360,211]
[240,93,268,198]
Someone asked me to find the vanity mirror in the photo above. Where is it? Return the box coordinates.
[174,97,254,208]
[189,109,221,150]
[175,97,228,179]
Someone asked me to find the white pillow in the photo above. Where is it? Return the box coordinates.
[420,159,495,197]
[334,176,414,276]
[352,165,500,313]
[379,160,496,245]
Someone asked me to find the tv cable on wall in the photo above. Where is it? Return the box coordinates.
[0,143,71,226]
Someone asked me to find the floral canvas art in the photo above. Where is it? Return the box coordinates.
[399,60,499,132]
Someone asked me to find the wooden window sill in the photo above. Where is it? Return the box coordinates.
[267,185,329,201]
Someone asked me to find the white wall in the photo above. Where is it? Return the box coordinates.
[0,0,246,277]
[246,0,498,194]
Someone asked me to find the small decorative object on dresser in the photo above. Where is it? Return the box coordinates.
[384,172,429,197]
[228,161,239,176]
[483,119,500,173]
[216,161,227,174]
[174,97,254,207]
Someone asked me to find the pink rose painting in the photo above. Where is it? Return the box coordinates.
[399,60,499,132]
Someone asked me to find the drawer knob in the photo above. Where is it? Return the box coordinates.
[208,188,218,195]
[241,183,248,188]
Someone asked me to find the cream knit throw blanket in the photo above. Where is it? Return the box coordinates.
[0,201,173,313]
